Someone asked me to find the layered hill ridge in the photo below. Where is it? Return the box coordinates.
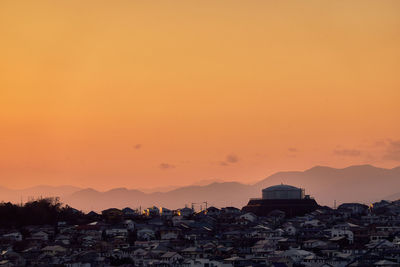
[1,165,399,212]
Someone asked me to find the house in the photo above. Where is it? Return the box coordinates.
[161,252,183,264]
[122,207,136,216]
[330,223,359,244]
[181,247,204,259]
[102,208,123,221]
[65,251,105,267]
[301,255,326,266]
[30,231,49,241]
[370,231,390,242]
[268,255,294,267]
[122,219,135,230]
[137,228,156,240]
[303,219,323,228]
[251,240,275,256]
[148,217,164,226]
[2,232,22,242]
[282,248,315,263]
[221,207,241,215]
[239,212,257,223]
[338,203,369,215]
[159,227,181,240]
[283,223,297,236]
[178,207,194,217]
[374,259,398,267]
[101,208,123,219]
[223,256,246,266]
[303,239,328,249]
[55,234,70,245]
[105,228,128,238]
[41,245,67,256]
[0,251,26,267]
[144,206,160,217]
[160,207,173,217]
[183,258,233,267]
[206,207,221,216]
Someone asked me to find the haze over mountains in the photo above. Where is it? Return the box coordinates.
[136,178,226,193]
[0,185,80,204]
[1,165,399,212]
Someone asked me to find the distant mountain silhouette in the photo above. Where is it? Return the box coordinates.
[137,185,180,193]
[190,178,226,186]
[254,165,400,206]
[63,182,254,212]
[61,164,400,211]
[0,185,80,204]
[137,179,225,193]
[1,165,399,211]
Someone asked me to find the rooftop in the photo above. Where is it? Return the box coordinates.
[262,184,301,191]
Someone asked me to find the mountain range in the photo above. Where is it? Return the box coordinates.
[1,165,399,212]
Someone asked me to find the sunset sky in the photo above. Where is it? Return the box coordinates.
[1,1,399,190]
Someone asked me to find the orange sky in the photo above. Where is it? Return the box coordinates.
[1,1,399,190]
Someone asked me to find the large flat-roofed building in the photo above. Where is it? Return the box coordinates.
[262,184,305,200]
[242,184,319,217]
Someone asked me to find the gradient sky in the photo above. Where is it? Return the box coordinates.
[1,1,399,190]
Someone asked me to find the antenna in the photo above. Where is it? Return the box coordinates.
[334,200,337,209]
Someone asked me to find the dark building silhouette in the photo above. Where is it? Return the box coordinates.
[242,184,319,217]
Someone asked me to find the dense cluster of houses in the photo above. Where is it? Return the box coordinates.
[1,199,400,266]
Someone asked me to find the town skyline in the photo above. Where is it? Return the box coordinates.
[1,164,400,212]
[1,1,400,266]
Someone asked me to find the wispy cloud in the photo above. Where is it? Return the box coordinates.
[226,154,239,163]
[333,149,362,157]
[374,139,387,147]
[383,140,400,161]
[159,163,175,170]
[219,154,239,166]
